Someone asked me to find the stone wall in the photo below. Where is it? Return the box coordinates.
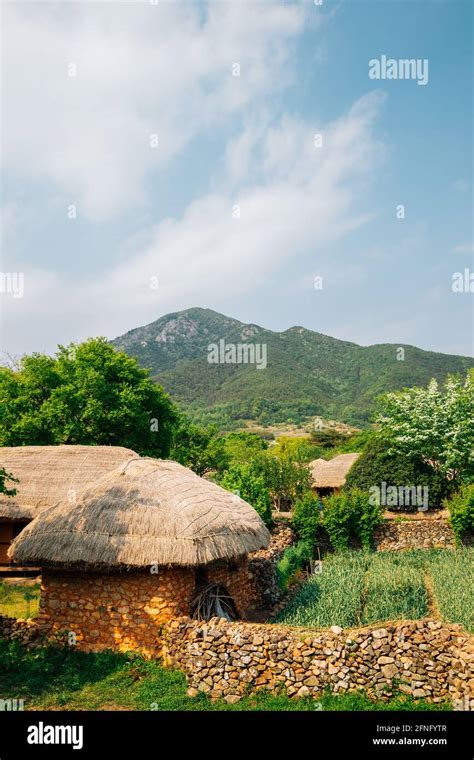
[0,615,49,647]
[37,567,196,656]
[24,559,268,656]
[162,617,474,710]
[247,523,296,610]
[374,517,455,551]
[205,558,255,618]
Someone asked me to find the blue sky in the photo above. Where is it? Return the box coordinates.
[1,0,473,358]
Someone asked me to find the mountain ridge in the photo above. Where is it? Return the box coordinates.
[112,307,473,428]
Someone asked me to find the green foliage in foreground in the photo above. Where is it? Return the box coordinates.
[0,640,449,711]
[445,484,474,543]
[276,549,474,632]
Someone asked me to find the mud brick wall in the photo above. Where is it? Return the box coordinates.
[162,617,474,710]
[374,518,455,551]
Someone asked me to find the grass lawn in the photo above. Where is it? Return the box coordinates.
[0,640,450,712]
[276,548,474,632]
[0,582,40,620]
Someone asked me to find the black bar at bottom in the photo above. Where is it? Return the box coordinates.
[0,710,472,758]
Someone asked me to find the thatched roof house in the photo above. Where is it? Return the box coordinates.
[0,445,139,565]
[310,453,360,492]
[9,457,271,654]
[10,457,270,568]
[0,445,139,520]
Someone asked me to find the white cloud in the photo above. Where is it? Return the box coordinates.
[2,91,387,355]
[2,1,306,220]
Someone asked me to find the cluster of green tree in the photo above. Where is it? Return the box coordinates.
[185,398,321,430]
[344,439,451,510]
[345,372,473,510]
[289,373,474,552]
[0,339,177,457]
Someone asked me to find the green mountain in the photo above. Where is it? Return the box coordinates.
[112,307,473,428]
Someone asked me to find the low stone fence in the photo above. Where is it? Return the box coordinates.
[0,615,49,647]
[161,617,474,710]
[1,611,472,710]
[374,517,455,551]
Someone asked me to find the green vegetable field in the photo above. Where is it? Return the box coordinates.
[275,549,474,632]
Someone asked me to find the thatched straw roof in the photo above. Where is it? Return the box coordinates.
[0,446,139,520]
[9,458,271,569]
[310,453,360,489]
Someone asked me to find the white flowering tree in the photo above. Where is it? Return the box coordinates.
[376,371,474,483]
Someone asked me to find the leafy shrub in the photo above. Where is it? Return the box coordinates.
[344,437,450,510]
[276,541,312,591]
[292,491,321,546]
[445,484,474,544]
[218,463,273,527]
[322,488,383,551]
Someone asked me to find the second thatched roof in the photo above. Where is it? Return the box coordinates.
[9,458,271,569]
[0,445,139,520]
[310,453,360,488]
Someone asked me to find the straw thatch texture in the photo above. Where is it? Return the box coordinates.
[310,453,360,489]
[10,458,271,569]
[0,446,139,519]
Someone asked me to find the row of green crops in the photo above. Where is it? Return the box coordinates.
[275,552,368,628]
[360,553,428,625]
[275,549,474,632]
[427,549,474,633]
